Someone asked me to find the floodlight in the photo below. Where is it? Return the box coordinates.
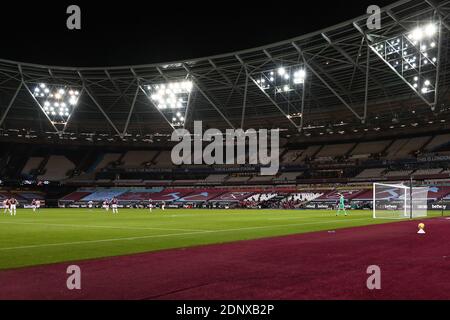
[277,67,286,76]
[410,27,423,41]
[31,82,80,124]
[144,79,192,126]
[425,23,437,37]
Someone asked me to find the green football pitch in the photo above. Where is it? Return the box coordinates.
[0,208,443,270]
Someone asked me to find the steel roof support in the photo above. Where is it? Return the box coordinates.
[122,85,140,135]
[131,68,176,131]
[236,55,299,130]
[62,88,85,133]
[183,64,235,129]
[78,71,123,137]
[183,88,193,129]
[321,33,388,95]
[0,82,21,127]
[241,70,248,129]
[137,84,176,131]
[363,42,370,122]
[292,42,363,121]
[425,0,450,32]
[23,81,60,133]
[262,49,304,116]
[435,17,444,109]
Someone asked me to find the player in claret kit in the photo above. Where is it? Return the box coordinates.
[148,200,153,213]
[9,197,18,216]
[103,199,110,211]
[31,199,37,212]
[111,197,119,214]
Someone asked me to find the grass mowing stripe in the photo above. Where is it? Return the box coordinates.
[0,217,371,251]
[0,221,205,233]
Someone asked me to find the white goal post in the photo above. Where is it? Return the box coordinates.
[373,182,429,219]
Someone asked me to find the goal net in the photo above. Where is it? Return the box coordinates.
[373,182,428,219]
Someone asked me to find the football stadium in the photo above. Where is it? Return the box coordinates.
[1,0,450,302]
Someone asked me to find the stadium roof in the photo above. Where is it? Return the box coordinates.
[1,0,450,145]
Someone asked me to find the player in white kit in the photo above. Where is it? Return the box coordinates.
[3,199,9,214]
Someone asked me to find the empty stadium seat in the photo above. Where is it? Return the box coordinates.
[37,156,75,181]
[122,151,158,167]
[21,157,44,175]
[355,168,386,179]
[316,143,354,158]
[351,140,391,155]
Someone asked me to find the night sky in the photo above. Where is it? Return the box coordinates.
[0,0,395,67]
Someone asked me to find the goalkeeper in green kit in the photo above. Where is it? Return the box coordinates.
[336,193,347,216]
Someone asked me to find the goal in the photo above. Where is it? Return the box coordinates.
[373,182,429,219]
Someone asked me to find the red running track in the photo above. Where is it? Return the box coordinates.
[1,217,450,300]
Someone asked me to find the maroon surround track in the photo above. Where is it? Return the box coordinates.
[1,218,450,300]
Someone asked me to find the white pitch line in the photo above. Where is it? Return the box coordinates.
[0,221,206,233]
[0,217,371,252]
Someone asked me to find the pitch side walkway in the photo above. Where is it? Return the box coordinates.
[1,217,450,300]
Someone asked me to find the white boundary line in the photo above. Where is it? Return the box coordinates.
[0,217,370,251]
